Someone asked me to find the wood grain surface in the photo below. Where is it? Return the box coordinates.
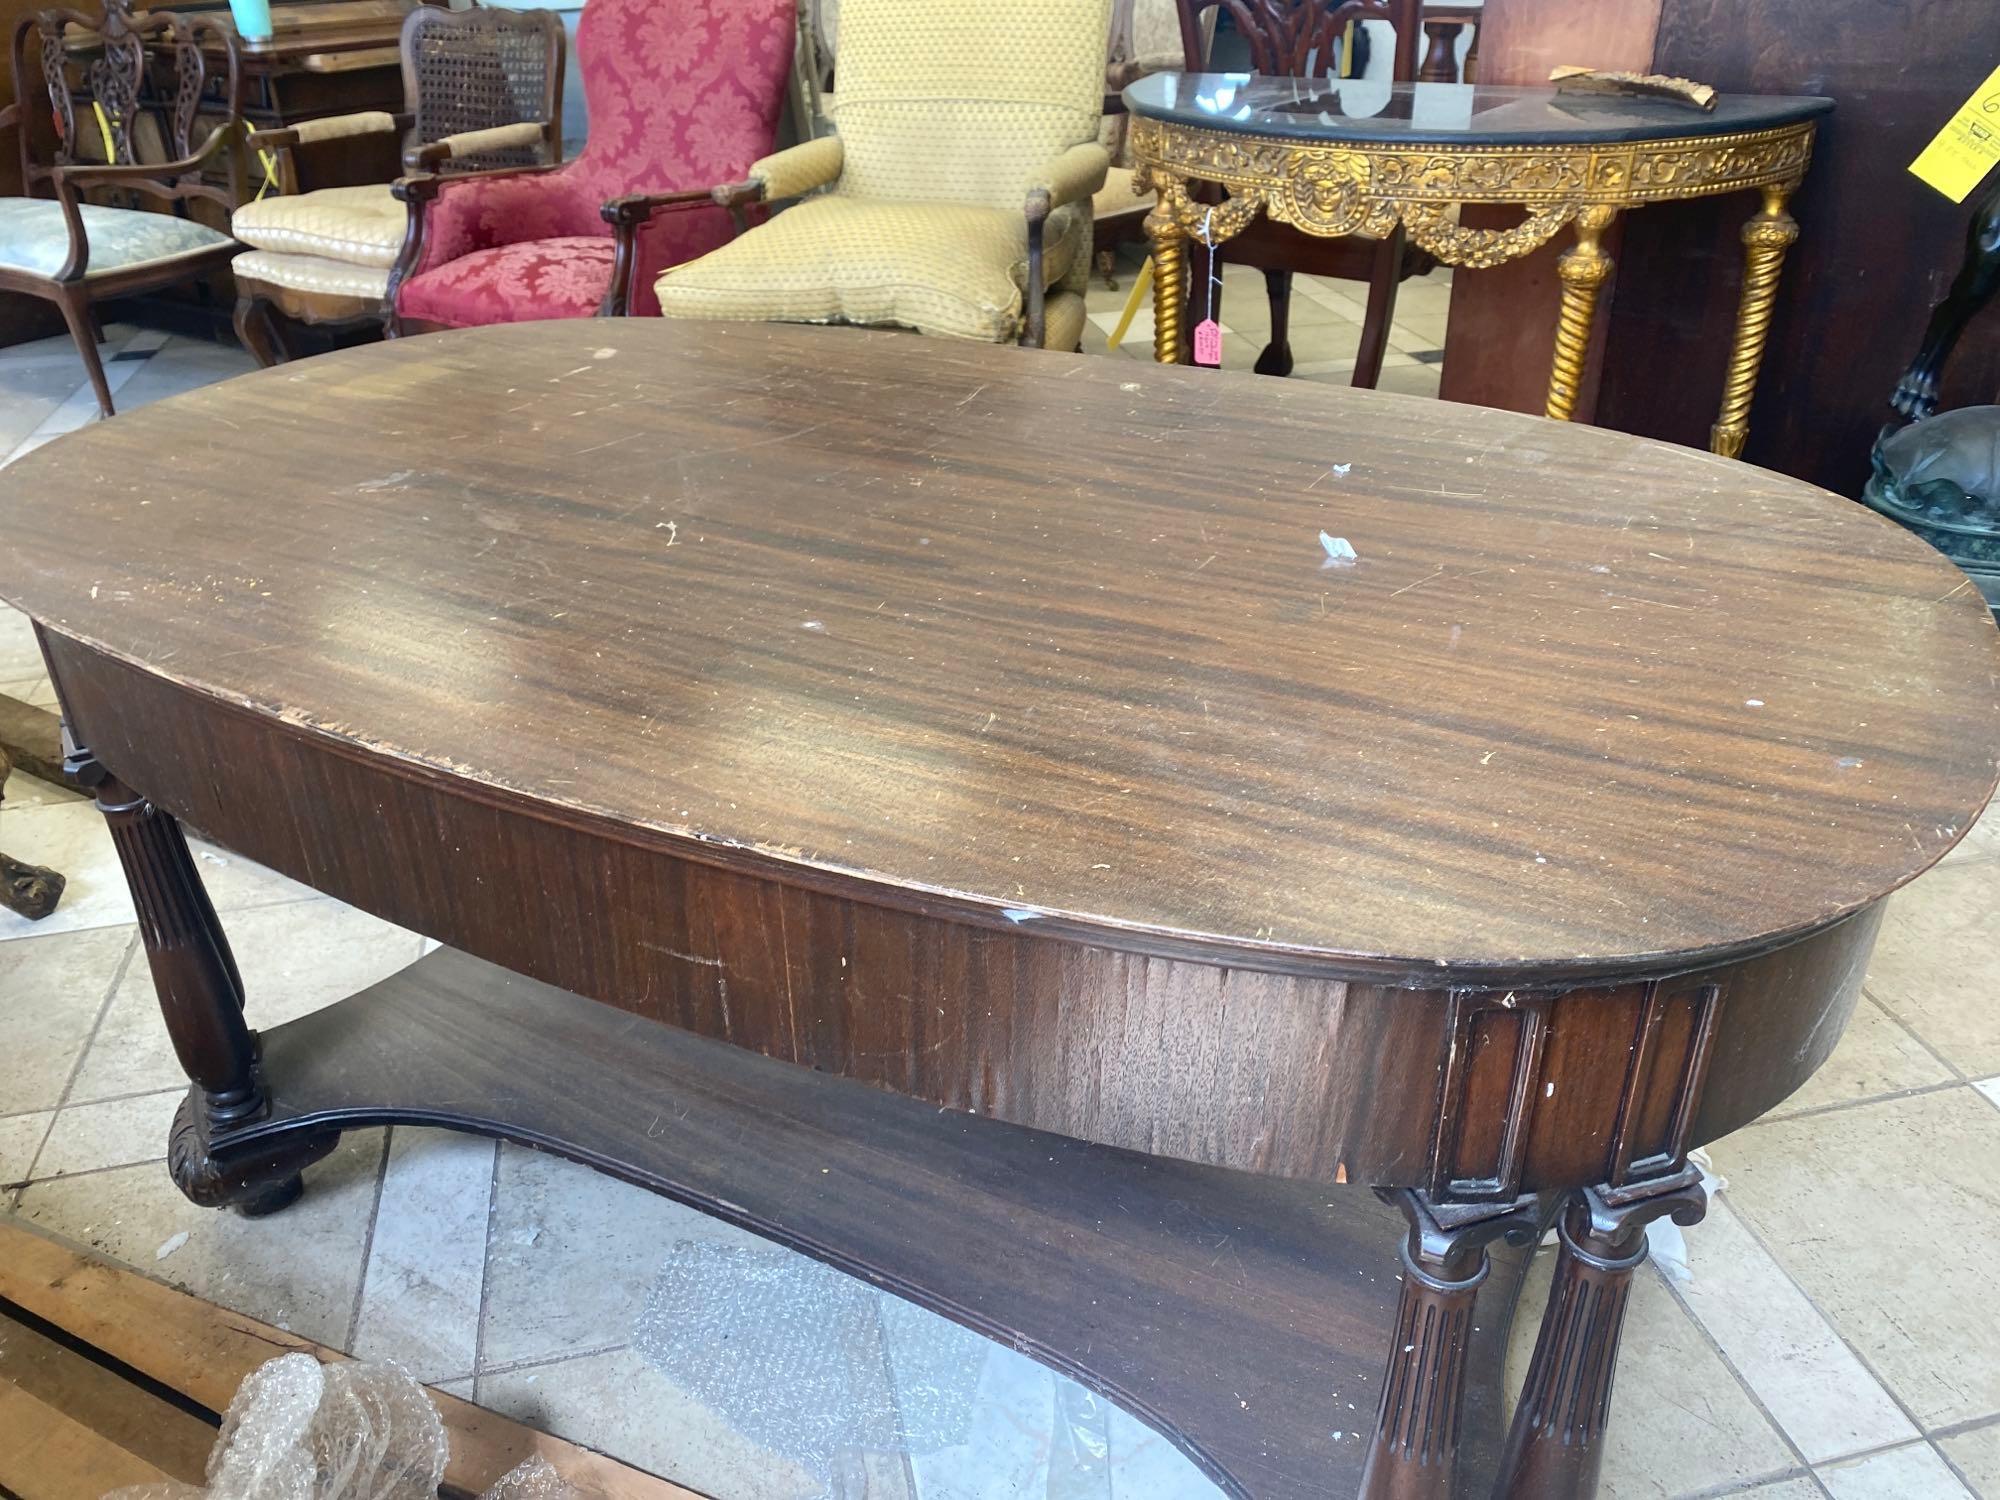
[2,320,1994,979]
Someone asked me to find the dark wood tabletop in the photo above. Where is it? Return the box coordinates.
[9,319,1998,1500]
[2,320,1994,982]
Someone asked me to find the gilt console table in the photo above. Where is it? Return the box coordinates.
[1,322,1994,1500]
[1124,76,1832,456]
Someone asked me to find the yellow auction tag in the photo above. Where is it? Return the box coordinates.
[1911,62,2000,203]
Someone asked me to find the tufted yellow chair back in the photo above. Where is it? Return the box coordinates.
[830,0,1114,209]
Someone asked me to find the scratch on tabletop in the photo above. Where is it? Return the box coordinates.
[1389,567,1446,598]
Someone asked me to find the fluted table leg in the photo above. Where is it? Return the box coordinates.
[1544,205,1619,423]
[1361,1189,1541,1500]
[1710,184,1800,458]
[67,743,334,1215]
[1493,1175,1707,1499]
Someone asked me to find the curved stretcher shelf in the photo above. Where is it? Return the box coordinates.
[234,947,1538,1500]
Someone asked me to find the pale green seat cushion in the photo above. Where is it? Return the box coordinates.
[0,197,233,279]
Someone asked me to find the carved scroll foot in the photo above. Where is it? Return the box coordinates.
[168,1091,335,1216]
[1360,1189,1542,1500]
[1492,1173,1707,1499]
[1,849,66,919]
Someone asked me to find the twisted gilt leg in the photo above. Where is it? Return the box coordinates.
[1711,185,1800,457]
[1145,204,1188,366]
[1544,206,1618,422]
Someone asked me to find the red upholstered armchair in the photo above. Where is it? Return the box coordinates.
[391,0,792,328]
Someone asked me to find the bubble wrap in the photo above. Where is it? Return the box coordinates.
[630,1238,1131,1498]
[104,1354,577,1500]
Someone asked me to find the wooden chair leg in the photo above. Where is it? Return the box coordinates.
[1190,242,1223,365]
[1254,268,1295,376]
[230,296,290,370]
[1352,230,1406,390]
[55,289,115,418]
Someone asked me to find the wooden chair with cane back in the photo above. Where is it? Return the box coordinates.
[229,3,563,363]
[1177,0,1433,382]
[0,0,246,416]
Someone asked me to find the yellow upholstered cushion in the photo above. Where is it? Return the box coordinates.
[232,248,389,302]
[656,194,1083,344]
[232,185,403,269]
[830,0,1112,209]
[1043,288,1086,351]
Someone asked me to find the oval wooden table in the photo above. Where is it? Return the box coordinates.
[3,322,1995,1500]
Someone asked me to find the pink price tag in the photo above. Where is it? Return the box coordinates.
[1192,318,1222,367]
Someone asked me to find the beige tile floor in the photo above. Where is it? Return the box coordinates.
[3,294,1999,1499]
[1081,249,1450,400]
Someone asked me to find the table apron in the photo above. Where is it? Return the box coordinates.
[1128,117,1818,267]
[46,631,1878,1194]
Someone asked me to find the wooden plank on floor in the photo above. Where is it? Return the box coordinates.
[0,1221,707,1500]
[0,1308,212,1485]
[0,1379,175,1500]
[0,690,69,790]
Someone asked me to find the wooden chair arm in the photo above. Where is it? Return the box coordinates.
[600,188,714,228]
[404,119,552,172]
[249,111,408,154]
[600,189,720,316]
[0,102,19,131]
[712,179,766,210]
[52,122,235,193]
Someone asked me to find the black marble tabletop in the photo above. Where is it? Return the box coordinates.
[1122,75,1833,146]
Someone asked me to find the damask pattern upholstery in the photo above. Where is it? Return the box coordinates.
[395,0,792,328]
[655,0,1113,347]
[0,199,232,278]
[233,185,404,268]
[401,236,616,325]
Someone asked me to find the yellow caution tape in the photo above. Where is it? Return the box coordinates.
[91,99,118,163]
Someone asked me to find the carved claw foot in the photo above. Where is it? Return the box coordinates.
[168,1091,336,1216]
[1890,366,1941,423]
[1,850,67,919]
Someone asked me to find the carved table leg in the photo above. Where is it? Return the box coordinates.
[67,745,334,1214]
[1710,184,1800,458]
[1145,200,1189,366]
[1544,205,1618,423]
[1492,1173,1707,1499]
[1361,1189,1542,1500]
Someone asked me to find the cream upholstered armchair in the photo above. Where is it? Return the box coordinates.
[654,0,1113,351]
